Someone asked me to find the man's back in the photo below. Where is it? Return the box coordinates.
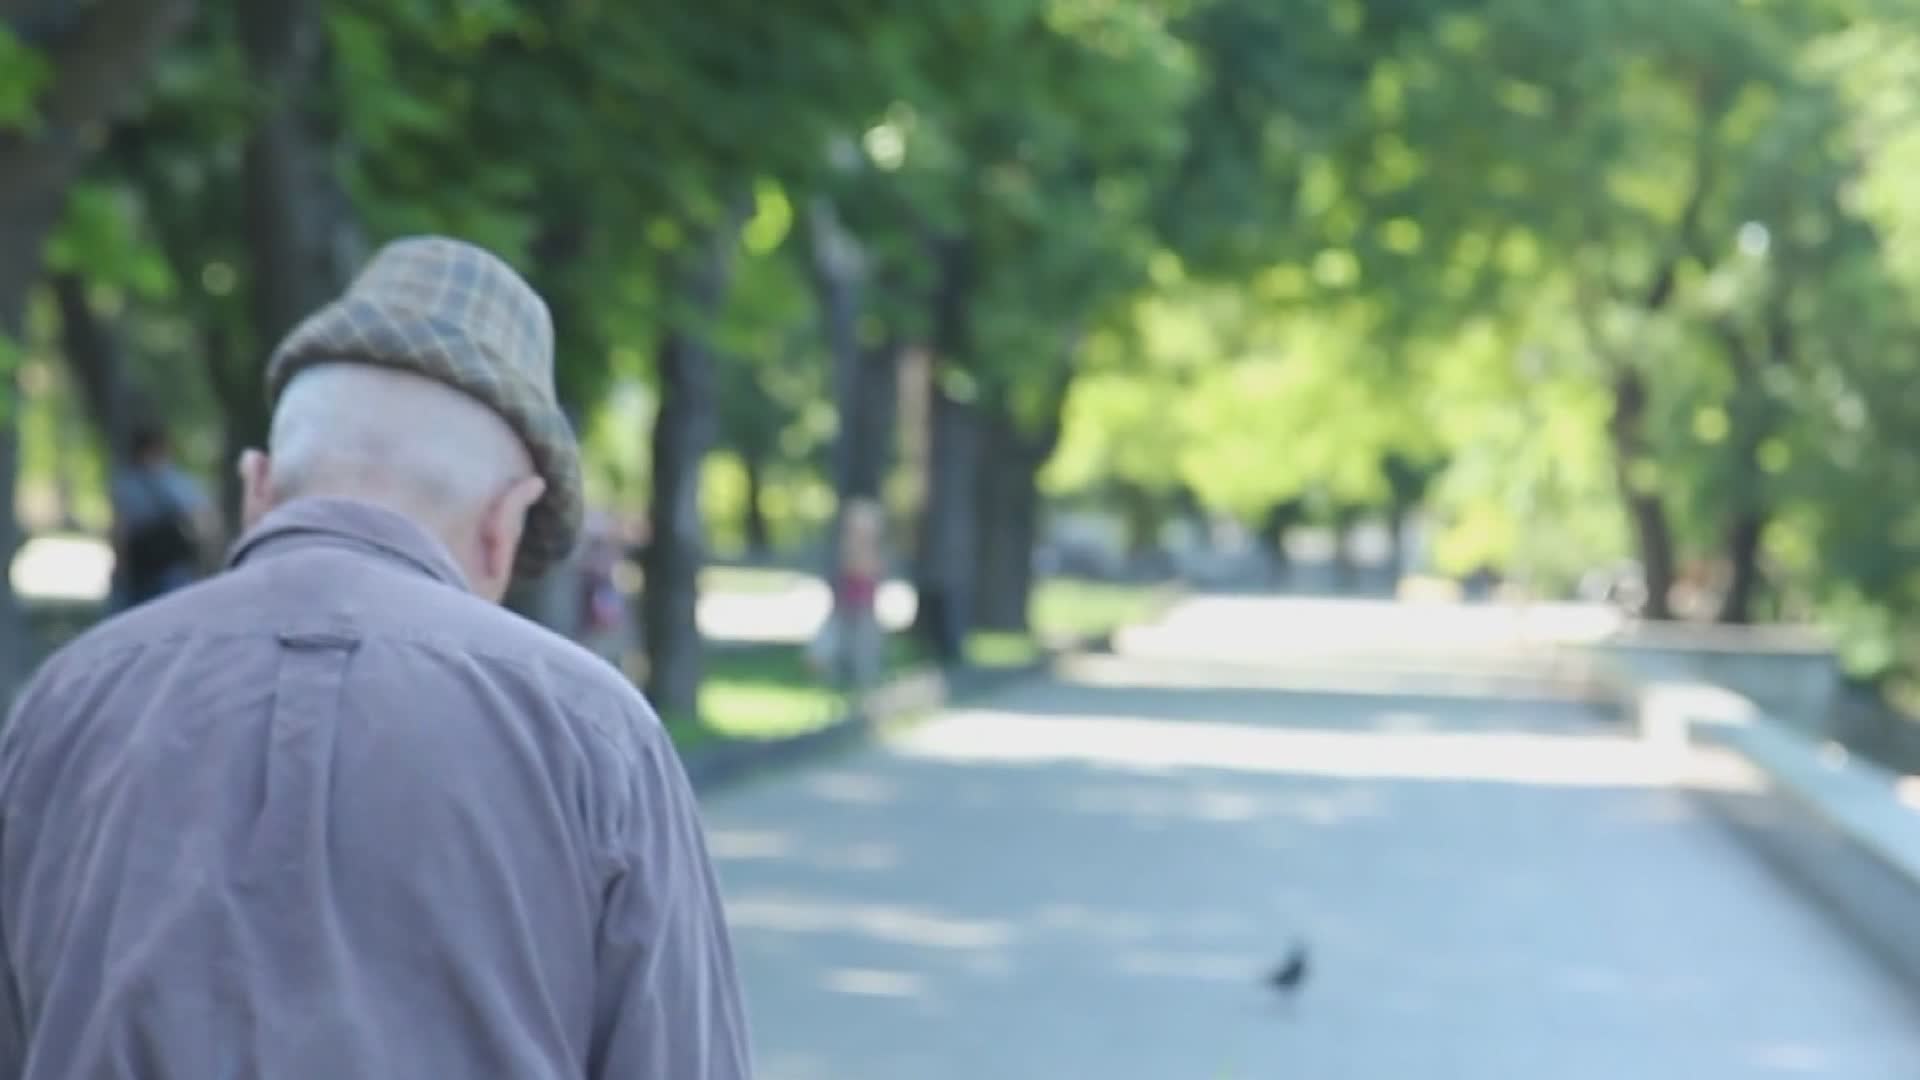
[0,499,750,1078]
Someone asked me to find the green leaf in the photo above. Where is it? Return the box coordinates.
[0,25,51,131]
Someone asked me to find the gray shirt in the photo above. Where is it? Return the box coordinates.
[0,497,752,1078]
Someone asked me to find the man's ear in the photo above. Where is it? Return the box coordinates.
[237,449,274,529]
[480,474,547,585]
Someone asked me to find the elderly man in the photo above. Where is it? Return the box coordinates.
[0,238,752,1077]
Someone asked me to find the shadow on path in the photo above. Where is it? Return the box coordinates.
[708,654,1920,1080]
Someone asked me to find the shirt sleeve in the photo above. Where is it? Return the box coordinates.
[588,714,753,1079]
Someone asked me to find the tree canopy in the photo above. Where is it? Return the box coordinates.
[5,0,1920,702]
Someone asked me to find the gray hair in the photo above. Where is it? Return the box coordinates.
[268,363,533,521]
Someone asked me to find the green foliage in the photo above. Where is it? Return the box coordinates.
[19,0,1920,700]
[1035,0,1920,683]
[693,645,847,743]
[967,630,1042,669]
[1048,287,1438,528]
[970,578,1171,667]
[45,183,174,299]
[1046,368,1185,498]
[0,26,50,130]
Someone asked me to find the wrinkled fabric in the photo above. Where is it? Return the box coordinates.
[0,497,752,1079]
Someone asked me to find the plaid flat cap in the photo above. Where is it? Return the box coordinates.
[265,236,583,580]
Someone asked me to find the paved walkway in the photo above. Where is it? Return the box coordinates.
[703,598,1920,1079]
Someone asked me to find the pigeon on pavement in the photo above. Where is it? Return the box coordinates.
[1266,942,1310,997]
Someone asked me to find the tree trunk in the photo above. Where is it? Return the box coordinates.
[741,448,771,557]
[971,440,1018,631]
[1623,490,1678,620]
[51,402,79,530]
[842,341,900,502]
[240,0,361,339]
[1330,504,1360,589]
[1712,314,1788,626]
[200,325,263,532]
[1607,368,1677,620]
[970,361,1069,633]
[910,384,980,662]
[1119,483,1165,568]
[530,221,606,419]
[234,0,361,522]
[52,273,137,462]
[1261,501,1303,569]
[0,228,55,689]
[1718,510,1765,625]
[643,211,744,719]
[971,434,1043,633]
[644,334,714,718]
[823,337,900,587]
[896,345,933,522]
[909,235,978,664]
[807,196,902,585]
[807,198,867,496]
[1386,502,1408,583]
[0,286,28,699]
[1381,456,1432,583]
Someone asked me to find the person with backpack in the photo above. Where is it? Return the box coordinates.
[108,422,218,609]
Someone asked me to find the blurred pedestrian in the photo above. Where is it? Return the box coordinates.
[108,420,219,610]
[809,497,887,688]
[577,508,641,678]
[0,237,750,1078]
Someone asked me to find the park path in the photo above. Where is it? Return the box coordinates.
[701,596,1920,1079]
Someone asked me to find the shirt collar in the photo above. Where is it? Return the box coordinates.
[227,496,472,592]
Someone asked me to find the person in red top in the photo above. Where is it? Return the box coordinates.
[575,509,640,677]
[810,497,886,688]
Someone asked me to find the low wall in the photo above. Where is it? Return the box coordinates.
[1597,622,1840,735]
[1621,674,1920,992]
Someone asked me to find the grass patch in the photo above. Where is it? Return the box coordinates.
[667,635,923,749]
[665,579,1172,752]
[694,645,846,741]
[699,565,815,595]
[964,579,1170,668]
[1030,578,1167,641]
[967,630,1043,669]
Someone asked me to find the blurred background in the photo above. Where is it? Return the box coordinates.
[6,0,1920,751]
[7,0,1920,1074]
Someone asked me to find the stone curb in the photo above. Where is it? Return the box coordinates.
[1606,665,1920,992]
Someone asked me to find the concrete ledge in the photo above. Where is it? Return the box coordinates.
[1598,623,1839,734]
[1632,676,1920,990]
[1608,620,1834,655]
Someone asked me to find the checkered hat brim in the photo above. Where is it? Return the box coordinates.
[265,237,583,580]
